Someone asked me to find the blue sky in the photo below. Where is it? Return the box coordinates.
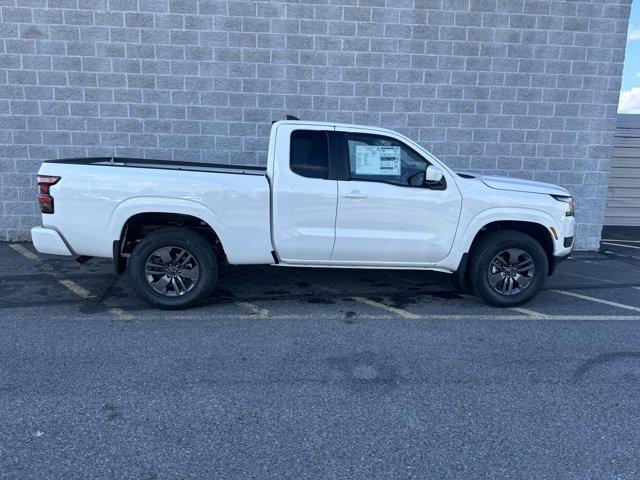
[619,0,640,113]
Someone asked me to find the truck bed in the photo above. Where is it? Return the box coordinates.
[44,157,267,176]
[38,156,273,264]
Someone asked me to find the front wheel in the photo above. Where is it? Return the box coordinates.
[128,228,218,309]
[467,230,548,307]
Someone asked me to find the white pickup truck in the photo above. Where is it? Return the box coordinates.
[32,119,575,309]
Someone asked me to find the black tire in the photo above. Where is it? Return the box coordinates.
[128,228,218,309]
[467,230,548,307]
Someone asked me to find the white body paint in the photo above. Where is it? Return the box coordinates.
[32,120,575,272]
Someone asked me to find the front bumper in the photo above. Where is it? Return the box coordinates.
[548,216,575,274]
[553,215,576,258]
[31,227,73,256]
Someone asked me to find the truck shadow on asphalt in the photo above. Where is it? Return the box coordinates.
[2,258,640,314]
[74,266,465,314]
[3,247,640,316]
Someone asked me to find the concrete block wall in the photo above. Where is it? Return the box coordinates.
[0,0,632,249]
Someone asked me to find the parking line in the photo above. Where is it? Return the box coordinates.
[459,293,548,318]
[7,243,142,322]
[9,243,40,261]
[9,243,98,299]
[110,307,133,321]
[235,301,269,318]
[279,272,424,320]
[510,306,550,318]
[558,270,640,291]
[160,313,640,321]
[386,273,550,318]
[57,278,96,299]
[551,290,640,313]
[601,239,640,243]
[350,296,421,319]
[601,242,640,250]
[604,250,640,261]
[577,259,603,266]
[558,270,617,284]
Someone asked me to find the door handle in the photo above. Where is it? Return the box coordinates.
[342,191,368,199]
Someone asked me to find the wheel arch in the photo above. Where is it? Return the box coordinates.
[111,204,228,273]
[456,218,556,283]
[469,220,554,264]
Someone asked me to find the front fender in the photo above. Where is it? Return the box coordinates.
[437,207,558,271]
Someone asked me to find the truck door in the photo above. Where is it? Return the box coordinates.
[271,124,338,262]
[331,129,462,265]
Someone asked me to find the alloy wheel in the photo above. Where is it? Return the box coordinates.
[487,248,535,296]
[144,246,200,297]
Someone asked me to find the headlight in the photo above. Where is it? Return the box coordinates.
[551,195,574,217]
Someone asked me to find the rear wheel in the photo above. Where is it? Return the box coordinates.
[128,228,218,309]
[468,230,548,307]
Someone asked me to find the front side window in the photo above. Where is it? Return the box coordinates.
[290,130,329,179]
[346,133,430,187]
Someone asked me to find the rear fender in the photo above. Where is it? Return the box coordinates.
[108,197,227,254]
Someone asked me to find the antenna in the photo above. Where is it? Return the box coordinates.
[286,115,300,121]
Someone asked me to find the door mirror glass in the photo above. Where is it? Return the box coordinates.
[425,165,444,184]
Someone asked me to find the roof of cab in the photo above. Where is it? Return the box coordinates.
[271,119,399,136]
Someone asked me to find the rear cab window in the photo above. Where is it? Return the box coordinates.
[290,130,329,179]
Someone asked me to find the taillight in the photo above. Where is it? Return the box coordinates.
[37,175,60,214]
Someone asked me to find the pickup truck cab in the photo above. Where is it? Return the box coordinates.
[32,119,575,309]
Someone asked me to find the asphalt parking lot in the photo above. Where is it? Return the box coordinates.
[2,239,640,479]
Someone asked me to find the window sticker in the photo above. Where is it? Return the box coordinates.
[354,145,401,176]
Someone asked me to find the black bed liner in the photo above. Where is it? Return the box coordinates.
[44,157,267,176]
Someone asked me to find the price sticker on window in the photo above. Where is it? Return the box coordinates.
[355,146,401,176]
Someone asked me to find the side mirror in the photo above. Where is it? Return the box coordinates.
[425,165,444,183]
